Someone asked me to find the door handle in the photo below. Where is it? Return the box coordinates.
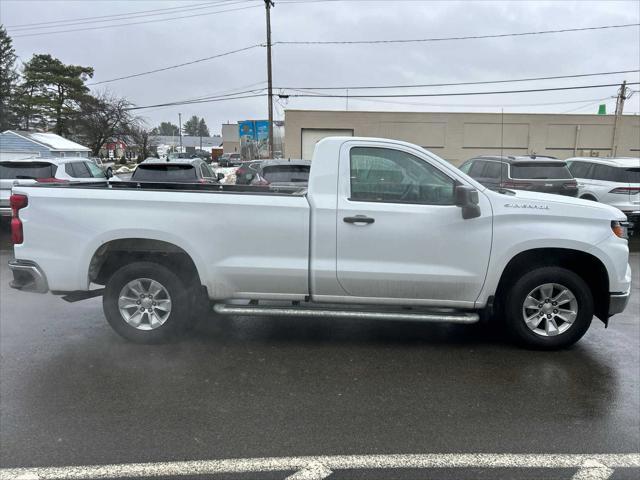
[343,215,375,224]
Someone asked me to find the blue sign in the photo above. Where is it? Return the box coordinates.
[254,120,270,141]
[238,120,256,139]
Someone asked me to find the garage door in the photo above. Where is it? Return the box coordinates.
[301,129,353,160]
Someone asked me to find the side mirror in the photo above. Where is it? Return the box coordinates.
[455,185,481,219]
[217,172,225,181]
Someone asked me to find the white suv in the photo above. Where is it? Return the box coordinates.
[566,157,640,234]
[0,157,109,217]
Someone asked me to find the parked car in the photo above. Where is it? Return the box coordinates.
[235,159,311,186]
[459,155,578,197]
[91,157,116,177]
[8,137,630,349]
[218,153,241,167]
[131,158,221,184]
[1,157,108,218]
[566,157,640,234]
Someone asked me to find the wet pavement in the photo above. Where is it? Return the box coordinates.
[0,227,638,478]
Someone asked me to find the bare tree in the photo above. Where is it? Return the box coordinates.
[73,91,141,157]
[129,126,157,160]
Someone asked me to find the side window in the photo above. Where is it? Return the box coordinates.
[592,164,617,182]
[459,162,473,174]
[200,164,212,178]
[569,161,592,178]
[64,163,74,176]
[71,162,91,178]
[468,160,485,178]
[85,161,106,178]
[349,147,455,205]
[483,161,503,180]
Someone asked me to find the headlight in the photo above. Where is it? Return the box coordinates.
[611,220,629,239]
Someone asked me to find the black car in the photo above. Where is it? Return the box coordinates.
[235,159,311,186]
[131,158,221,184]
[218,153,241,167]
[459,155,578,197]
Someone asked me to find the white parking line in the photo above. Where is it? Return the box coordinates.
[1,453,638,480]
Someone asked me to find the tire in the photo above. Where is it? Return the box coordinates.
[504,266,593,349]
[103,261,191,343]
[580,195,597,201]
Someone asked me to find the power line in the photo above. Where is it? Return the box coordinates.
[285,88,616,108]
[87,45,264,86]
[11,3,262,38]
[277,69,640,91]
[127,93,267,111]
[283,82,640,99]
[275,23,640,45]
[6,1,242,30]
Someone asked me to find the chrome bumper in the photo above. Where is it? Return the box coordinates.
[609,289,630,316]
[8,260,49,293]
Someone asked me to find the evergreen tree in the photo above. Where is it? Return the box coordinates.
[0,25,19,130]
[18,54,93,134]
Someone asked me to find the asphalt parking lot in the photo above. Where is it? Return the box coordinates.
[0,228,638,479]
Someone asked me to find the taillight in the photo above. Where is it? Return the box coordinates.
[35,177,68,183]
[10,194,28,244]
[609,187,640,195]
[502,181,532,189]
[563,181,578,188]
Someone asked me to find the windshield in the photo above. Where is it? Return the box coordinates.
[0,161,56,180]
[510,162,573,179]
[132,164,197,182]
[262,165,310,183]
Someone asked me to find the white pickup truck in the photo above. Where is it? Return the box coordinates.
[8,137,631,349]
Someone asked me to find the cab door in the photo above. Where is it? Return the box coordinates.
[335,142,492,306]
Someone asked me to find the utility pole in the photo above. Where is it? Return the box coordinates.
[611,81,630,157]
[614,80,628,116]
[265,0,275,158]
[178,112,183,152]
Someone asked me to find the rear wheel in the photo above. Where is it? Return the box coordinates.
[103,261,191,343]
[504,267,593,349]
[580,195,597,201]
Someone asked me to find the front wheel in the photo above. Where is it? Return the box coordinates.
[103,261,191,343]
[504,267,593,349]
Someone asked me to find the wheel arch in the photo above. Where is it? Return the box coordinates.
[494,248,610,323]
[88,238,204,291]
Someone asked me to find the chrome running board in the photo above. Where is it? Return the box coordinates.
[213,303,479,324]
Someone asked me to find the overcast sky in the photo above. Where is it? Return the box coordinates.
[1,0,639,135]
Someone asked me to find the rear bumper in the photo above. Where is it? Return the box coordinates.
[609,289,630,316]
[8,260,49,293]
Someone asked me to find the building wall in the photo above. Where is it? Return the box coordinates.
[284,110,640,164]
[221,123,240,154]
[0,131,51,157]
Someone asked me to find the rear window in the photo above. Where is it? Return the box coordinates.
[510,162,572,180]
[0,161,57,179]
[132,164,197,182]
[262,165,310,183]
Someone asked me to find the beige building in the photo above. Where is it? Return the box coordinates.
[284,109,640,164]
[221,123,240,154]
